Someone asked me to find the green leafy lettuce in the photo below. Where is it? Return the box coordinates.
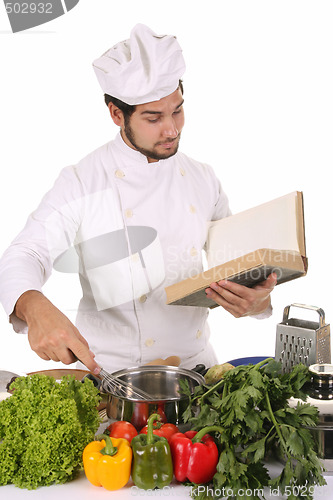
[0,373,101,489]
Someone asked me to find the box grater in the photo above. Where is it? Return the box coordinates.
[275,303,331,373]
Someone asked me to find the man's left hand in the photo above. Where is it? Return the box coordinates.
[205,273,277,318]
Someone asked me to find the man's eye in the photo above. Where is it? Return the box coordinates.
[148,118,159,123]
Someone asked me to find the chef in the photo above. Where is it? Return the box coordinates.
[0,24,276,375]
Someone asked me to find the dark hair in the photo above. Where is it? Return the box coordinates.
[104,94,136,118]
[104,80,184,119]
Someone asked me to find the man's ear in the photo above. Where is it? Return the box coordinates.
[108,102,124,127]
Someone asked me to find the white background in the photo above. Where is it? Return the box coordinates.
[0,0,332,375]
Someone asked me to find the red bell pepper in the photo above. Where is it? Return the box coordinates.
[169,426,223,484]
[140,421,179,442]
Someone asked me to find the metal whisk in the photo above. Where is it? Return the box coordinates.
[99,368,152,400]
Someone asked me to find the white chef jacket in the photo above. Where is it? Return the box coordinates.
[0,133,232,372]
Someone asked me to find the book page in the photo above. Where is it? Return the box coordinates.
[206,192,302,268]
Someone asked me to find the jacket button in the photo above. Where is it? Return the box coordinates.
[139,295,147,303]
[180,167,186,176]
[190,247,198,257]
[115,169,125,178]
[130,253,140,263]
[145,338,155,347]
[125,209,133,218]
[196,330,202,339]
[189,204,196,214]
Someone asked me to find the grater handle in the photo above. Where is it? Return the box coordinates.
[282,303,325,328]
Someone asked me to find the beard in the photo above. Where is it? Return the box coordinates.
[123,117,181,161]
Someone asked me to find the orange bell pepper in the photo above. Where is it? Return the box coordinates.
[83,434,132,490]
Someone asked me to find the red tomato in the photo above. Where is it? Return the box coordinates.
[140,422,179,442]
[106,420,138,443]
[156,403,167,423]
[130,403,150,430]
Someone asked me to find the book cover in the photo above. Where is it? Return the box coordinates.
[165,192,307,308]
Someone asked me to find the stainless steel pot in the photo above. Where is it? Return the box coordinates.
[306,364,333,474]
[288,364,333,475]
[100,365,205,430]
[306,411,333,474]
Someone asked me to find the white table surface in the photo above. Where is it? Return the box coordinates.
[2,461,332,499]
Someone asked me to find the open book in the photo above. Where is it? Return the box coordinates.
[165,191,307,308]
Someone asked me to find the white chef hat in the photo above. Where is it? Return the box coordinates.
[92,24,186,105]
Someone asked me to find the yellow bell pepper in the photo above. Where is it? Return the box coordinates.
[83,434,132,490]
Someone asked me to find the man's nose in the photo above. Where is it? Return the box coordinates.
[162,117,178,138]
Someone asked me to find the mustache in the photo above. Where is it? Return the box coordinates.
[156,134,181,146]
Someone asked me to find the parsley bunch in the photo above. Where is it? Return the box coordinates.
[182,359,326,500]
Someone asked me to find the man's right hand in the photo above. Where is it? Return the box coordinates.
[14,290,100,374]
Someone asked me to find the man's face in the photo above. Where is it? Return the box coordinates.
[121,88,185,162]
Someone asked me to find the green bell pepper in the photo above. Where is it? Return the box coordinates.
[131,413,173,490]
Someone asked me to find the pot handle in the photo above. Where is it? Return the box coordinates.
[191,364,207,376]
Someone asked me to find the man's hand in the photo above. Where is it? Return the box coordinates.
[205,273,277,318]
[15,290,100,374]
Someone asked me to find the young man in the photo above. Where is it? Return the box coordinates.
[0,25,276,374]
